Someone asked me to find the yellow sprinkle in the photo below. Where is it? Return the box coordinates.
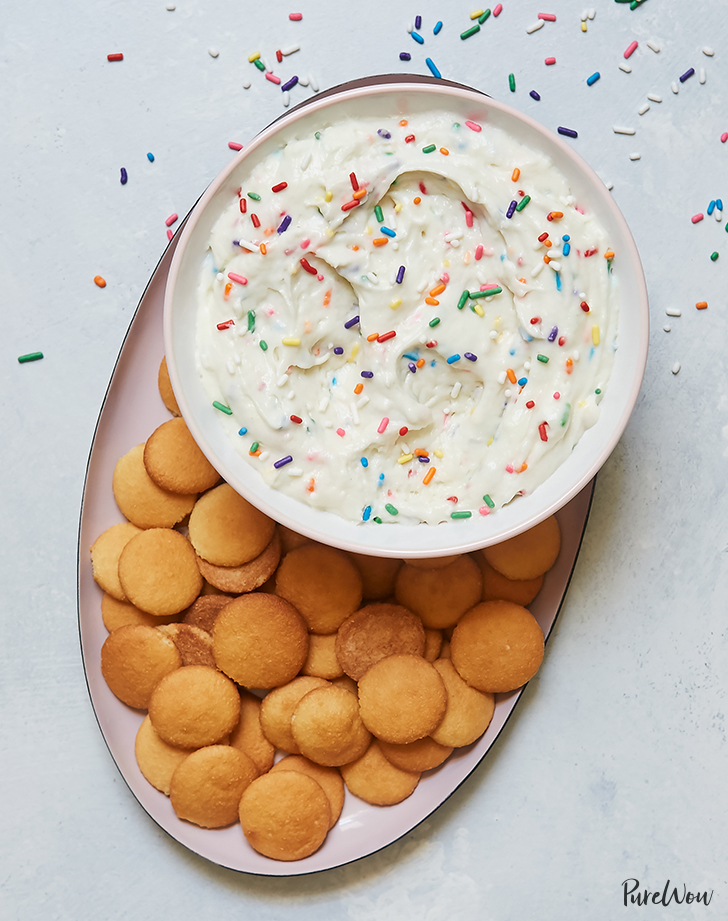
[443,259,450,267]
[398,453,414,464]
[434,449,444,458]
[470,8,484,19]
[390,298,402,310]
[282,337,301,346]
[472,302,485,317]
[324,190,333,202]
[365,226,373,235]
[248,51,261,62]
[487,437,494,446]
[581,20,587,31]
[592,325,600,345]
[394,202,402,212]
[348,343,360,362]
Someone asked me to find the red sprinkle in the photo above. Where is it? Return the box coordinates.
[290,414,303,424]
[272,181,288,193]
[526,400,535,409]
[426,340,438,348]
[539,422,549,442]
[419,181,428,195]
[349,172,359,191]
[580,301,590,312]
[446,496,458,503]
[228,141,243,151]
[558,336,566,346]
[538,12,556,20]
[251,213,261,228]
[341,200,359,211]
[107,53,124,62]
[300,258,318,275]
[404,134,416,143]
[217,320,235,330]
[465,120,482,132]
[276,49,283,63]
[583,247,598,257]
[691,213,704,223]
[722,133,728,143]
[544,56,556,66]
[530,316,541,325]
[239,199,247,213]
[624,40,639,59]
[538,232,549,242]
[165,213,178,227]
[289,12,303,20]
[377,330,397,342]
[166,229,173,241]
[399,426,409,436]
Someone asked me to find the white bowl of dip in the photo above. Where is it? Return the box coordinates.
[164,75,648,558]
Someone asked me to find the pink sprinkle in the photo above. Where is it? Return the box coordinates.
[478,506,490,516]
[475,244,484,261]
[505,464,514,474]
[624,40,638,59]
[336,428,345,437]
[553,391,561,400]
[166,229,173,241]
[493,3,502,15]
[465,120,482,132]
[441,272,450,283]
[377,417,389,434]
[691,213,704,224]
[300,238,311,248]
[165,213,178,227]
[544,56,556,66]
[228,141,243,151]
[265,72,281,84]
[538,12,556,20]
[722,132,728,143]
[289,12,303,20]
[228,272,248,284]
[465,210,473,228]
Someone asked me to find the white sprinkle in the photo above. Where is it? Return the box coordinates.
[671,81,679,94]
[451,381,462,399]
[666,308,682,317]
[287,390,295,400]
[357,394,370,408]
[523,361,531,372]
[226,360,236,375]
[605,180,614,191]
[531,262,545,277]
[646,40,661,53]
[489,330,499,340]
[526,20,545,33]
[261,55,273,72]
[258,451,269,461]
[587,8,596,19]
[449,239,461,248]
[366,272,379,284]
[663,324,671,332]
[208,48,219,58]
[276,374,288,388]
[417,279,429,293]
[444,230,464,242]
[391,241,399,250]
[287,467,303,477]
[322,420,333,429]
[350,402,360,425]
[238,239,260,252]
[716,207,723,221]
[497,370,506,385]
[298,75,309,86]
[629,152,641,161]
[699,67,706,84]
[318,398,328,413]
[504,389,512,399]
[647,93,662,102]
[216,272,225,281]
[703,46,715,56]
[581,10,588,21]
[672,362,681,375]
[282,91,290,107]
[638,103,650,115]
[400,442,410,454]
[619,62,632,73]
[281,44,300,56]
[407,21,413,33]
[572,350,580,362]
[309,73,319,92]
[300,150,312,170]
[532,240,545,251]
[548,260,562,272]
[243,80,251,89]
[613,125,636,135]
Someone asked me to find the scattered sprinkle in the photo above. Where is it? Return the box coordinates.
[107,53,124,62]
[557,126,578,138]
[289,12,303,20]
[94,275,107,288]
[147,152,155,162]
[691,213,704,223]
[679,67,695,83]
[17,351,43,364]
[228,141,243,151]
[672,362,681,375]
[619,63,632,73]
[696,301,708,309]
[120,167,128,184]
[425,57,441,78]
[624,40,638,59]
[526,20,545,33]
[508,73,516,92]
[586,72,600,85]
[638,102,650,115]
[530,90,541,101]
[544,56,556,66]
[613,126,636,135]
[646,40,661,53]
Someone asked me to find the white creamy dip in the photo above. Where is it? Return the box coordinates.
[196,111,618,524]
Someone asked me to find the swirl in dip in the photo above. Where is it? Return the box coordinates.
[196,111,618,525]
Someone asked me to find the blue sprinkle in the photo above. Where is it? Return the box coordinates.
[377,129,392,139]
[396,265,406,284]
[344,315,360,329]
[717,199,724,211]
[562,234,570,242]
[530,90,541,101]
[378,473,385,482]
[361,370,374,378]
[509,348,516,356]
[333,346,344,355]
[555,272,562,291]
[708,200,716,215]
[430,360,436,367]
[238,427,248,436]
[464,352,477,361]
[277,214,292,233]
[425,57,441,78]
[433,20,443,34]
[147,152,155,162]
[446,354,461,364]
[586,72,600,86]
[380,226,396,237]
[363,505,372,521]
[563,242,571,256]
[332,377,337,386]
[548,326,558,342]
[403,351,419,361]
[400,52,412,61]
[518,377,528,386]
[360,457,368,468]
[411,31,424,44]
[506,200,517,219]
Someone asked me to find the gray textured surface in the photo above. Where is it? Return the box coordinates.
[1,1,725,917]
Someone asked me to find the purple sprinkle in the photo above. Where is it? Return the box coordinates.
[530,90,541,101]
[277,214,292,234]
[344,315,360,329]
[361,370,374,378]
[506,200,517,219]
[558,126,578,138]
[400,52,412,61]
[464,352,477,361]
[679,67,695,83]
[396,265,406,284]
[120,167,128,185]
[273,455,293,469]
[232,239,239,246]
[281,75,299,92]
[378,129,392,139]
[408,362,417,373]
[415,14,422,29]
[548,326,558,342]
[418,456,430,463]
[333,346,344,355]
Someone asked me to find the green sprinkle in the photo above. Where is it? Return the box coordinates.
[429,317,441,327]
[373,516,382,524]
[470,286,502,298]
[374,204,384,223]
[711,251,719,261]
[385,503,399,516]
[508,73,516,93]
[260,340,268,351]
[250,441,259,452]
[314,131,322,139]
[247,310,255,331]
[213,400,233,415]
[253,58,265,71]
[422,144,437,154]
[460,24,480,39]
[478,8,491,22]
[561,403,571,426]
[17,351,43,363]
[247,191,261,201]
[595,388,602,395]
[457,290,469,310]
[515,195,531,212]
[451,510,472,519]
[483,494,495,509]
[537,353,549,363]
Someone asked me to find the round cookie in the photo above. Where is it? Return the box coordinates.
[423,628,443,663]
[239,771,331,861]
[340,739,420,806]
[394,555,482,629]
[357,654,447,745]
[406,555,459,570]
[118,528,202,616]
[331,675,359,696]
[143,417,220,495]
[229,689,276,774]
[270,755,345,829]
[277,525,312,555]
[291,685,371,767]
[378,735,453,773]
[157,623,216,667]
[430,658,495,748]
[212,593,309,689]
[90,522,142,601]
[170,745,259,828]
[135,714,192,795]
[182,593,233,633]
[450,601,545,693]
[260,677,330,754]
[335,603,426,681]
[195,530,281,594]
[188,483,275,567]
[301,633,344,680]
[100,624,182,709]
[101,593,178,631]
[475,554,544,605]
[347,552,402,601]
[149,665,241,748]
[275,544,363,634]
[481,515,561,581]
[112,444,197,529]
[158,356,181,416]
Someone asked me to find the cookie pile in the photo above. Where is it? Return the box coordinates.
[89,357,562,862]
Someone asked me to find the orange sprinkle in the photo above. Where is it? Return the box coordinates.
[264,227,274,236]
[511,168,520,182]
[249,449,261,457]
[306,478,315,493]
[517,462,528,473]
[304,319,313,334]
[604,250,615,259]
[566,357,573,374]
[224,282,232,298]
[696,301,708,309]
[430,283,446,297]
[416,358,425,368]
[323,289,331,306]
[423,466,436,485]
[413,196,421,205]
[440,147,449,155]
[94,275,106,288]
[543,239,552,248]
[352,188,367,200]
[414,448,429,456]
[506,368,517,384]
[549,211,564,220]
[260,243,268,255]
[366,332,380,341]
[425,297,439,306]
[399,119,408,126]
[352,245,359,251]
[543,254,551,264]
[518,277,527,283]
[354,383,363,394]
[372,237,388,246]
